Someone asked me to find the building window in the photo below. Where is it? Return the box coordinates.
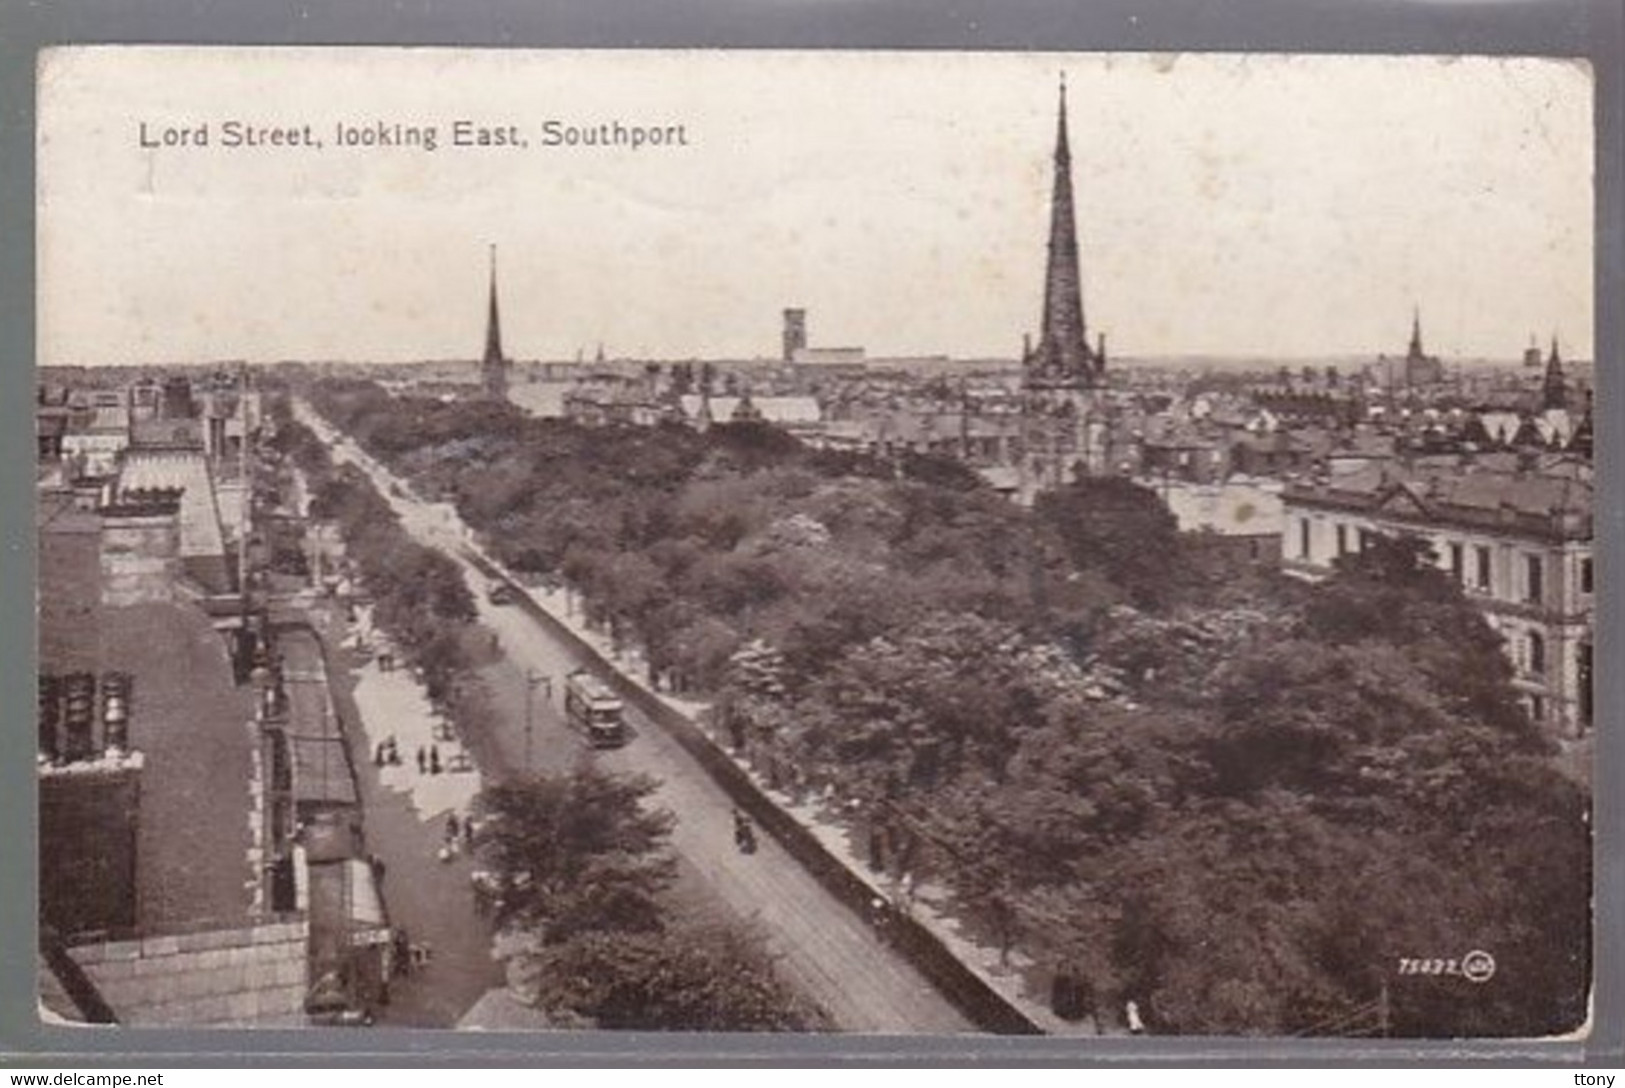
[1449,542,1464,582]
[1475,546,1492,591]
[1299,518,1311,560]
[1528,631,1546,677]
[1525,554,1544,605]
[1581,557,1593,595]
[1579,642,1593,728]
[1335,524,1347,557]
[1529,694,1545,723]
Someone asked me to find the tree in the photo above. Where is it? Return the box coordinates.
[478,765,676,941]
[510,921,823,1032]
[480,767,818,1032]
[1033,477,1185,609]
[1303,532,1540,746]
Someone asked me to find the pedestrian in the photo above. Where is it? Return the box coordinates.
[373,741,385,766]
[430,745,441,775]
[416,746,426,774]
[462,818,474,853]
[387,737,400,765]
[1126,999,1145,1035]
[369,854,386,881]
[869,896,891,943]
[445,812,460,843]
[392,929,411,978]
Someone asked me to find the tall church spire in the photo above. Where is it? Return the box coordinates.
[1027,73,1098,387]
[1408,306,1424,359]
[482,244,508,400]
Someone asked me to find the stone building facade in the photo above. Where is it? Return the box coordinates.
[1282,460,1593,737]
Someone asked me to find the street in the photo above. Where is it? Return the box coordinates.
[295,399,975,1034]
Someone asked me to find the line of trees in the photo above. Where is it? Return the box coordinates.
[268,396,477,704]
[305,379,1590,1038]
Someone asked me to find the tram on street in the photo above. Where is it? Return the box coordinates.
[563,668,627,748]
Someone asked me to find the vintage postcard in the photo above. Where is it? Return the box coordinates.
[35,46,1595,1038]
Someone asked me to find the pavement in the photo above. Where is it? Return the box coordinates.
[303,601,502,1028]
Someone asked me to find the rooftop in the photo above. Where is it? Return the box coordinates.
[68,920,307,1027]
[39,504,257,932]
[1285,461,1593,541]
[99,603,257,929]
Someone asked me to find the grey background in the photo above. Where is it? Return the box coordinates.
[0,0,1618,1067]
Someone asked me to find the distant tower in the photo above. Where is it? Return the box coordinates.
[783,308,808,362]
[480,245,509,401]
[1523,334,1543,369]
[1019,75,1107,499]
[1543,334,1568,410]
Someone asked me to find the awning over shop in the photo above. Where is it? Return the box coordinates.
[288,735,356,807]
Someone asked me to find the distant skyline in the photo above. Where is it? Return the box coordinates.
[38,48,1595,366]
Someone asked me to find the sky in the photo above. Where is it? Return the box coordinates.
[37,47,1595,366]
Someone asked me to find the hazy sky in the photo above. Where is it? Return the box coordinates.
[38,47,1594,365]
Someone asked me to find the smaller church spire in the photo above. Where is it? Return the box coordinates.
[484,245,503,358]
[481,244,508,400]
[1543,333,1567,410]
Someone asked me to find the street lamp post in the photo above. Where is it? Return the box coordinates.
[523,669,552,773]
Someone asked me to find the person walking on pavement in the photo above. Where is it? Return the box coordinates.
[732,808,757,854]
[869,896,892,945]
[416,746,426,774]
[446,812,460,844]
[392,929,411,978]
[430,745,442,775]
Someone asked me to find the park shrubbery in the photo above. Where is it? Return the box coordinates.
[305,379,1589,1037]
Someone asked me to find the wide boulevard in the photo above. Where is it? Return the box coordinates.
[293,398,975,1034]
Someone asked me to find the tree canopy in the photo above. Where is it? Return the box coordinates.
[304,379,1591,1038]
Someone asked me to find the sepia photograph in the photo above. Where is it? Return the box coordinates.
[33,46,1595,1038]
